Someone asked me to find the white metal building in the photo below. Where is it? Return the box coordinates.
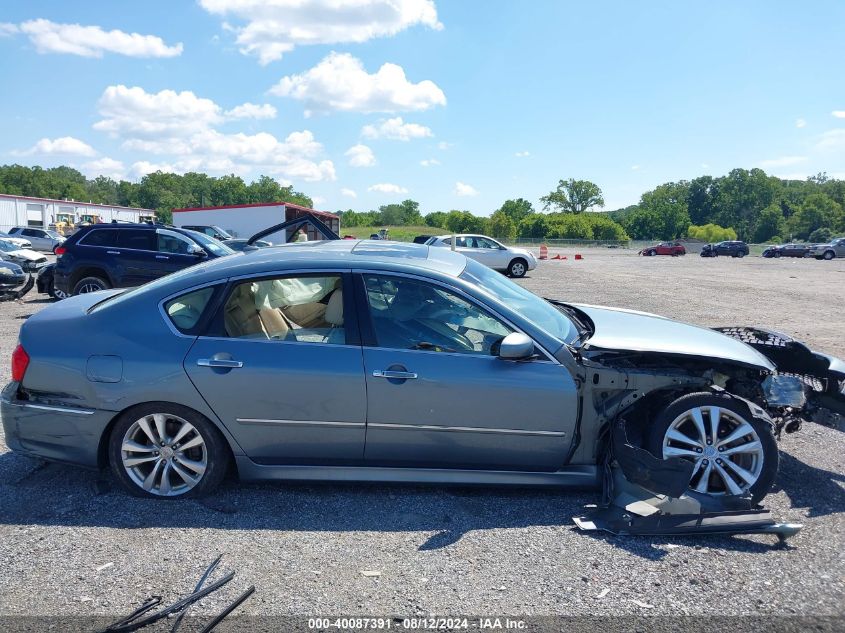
[172,201,340,243]
[0,193,155,233]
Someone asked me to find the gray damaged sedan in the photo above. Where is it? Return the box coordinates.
[3,241,844,522]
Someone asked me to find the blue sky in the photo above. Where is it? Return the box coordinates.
[1,0,844,214]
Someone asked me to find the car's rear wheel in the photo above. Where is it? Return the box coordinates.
[108,403,229,499]
[73,275,110,295]
[508,258,527,277]
[646,392,778,503]
[823,250,835,260]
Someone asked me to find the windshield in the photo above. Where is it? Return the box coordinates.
[184,230,234,256]
[0,240,18,252]
[211,226,234,239]
[459,258,578,344]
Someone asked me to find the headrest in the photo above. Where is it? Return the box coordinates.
[325,289,344,326]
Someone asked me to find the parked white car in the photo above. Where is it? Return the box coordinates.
[0,232,33,250]
[425,234,537,277]
[6,226,65,252]
[0,239,49,272]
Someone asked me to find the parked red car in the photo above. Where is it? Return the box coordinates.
[639,241,686,256]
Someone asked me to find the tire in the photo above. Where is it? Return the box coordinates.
[508,258,528,278]
[738,251,746,258]
[773,251,781,258]
[47,279,67,300]
[108,403,230,499]
[823,250,835,260]
[645,392,778,504]
[646,250,656,256]
[72,275,110,295]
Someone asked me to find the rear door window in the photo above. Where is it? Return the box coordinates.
[118,230,156,251]
[80,229,120,247]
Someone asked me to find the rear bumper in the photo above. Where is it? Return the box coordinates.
[1,382,113,468]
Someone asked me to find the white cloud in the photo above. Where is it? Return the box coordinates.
[832,111,845,119]
[225,102,277,119]
[95,85,224,138]
[361,117,433,141]
[21,136,97,157]
[796,118,807,128]
[82,157,126,180]
[130,160,178,178]
[341,188,357,198]
[420,158,440,167]
[199,0,442,65]
[515,151,530,157]
[93,85,336,182]
[772,172,809,181]
[17,19,182,58]
[758,156,808,168]
[345,144,376,167]
[630,164,641,171]
[437,141,452,150]
[368,183,408,194]
[455,181,479,197]
[312,195,326,206]
[269,52,446,115]
[0,22,18,37]
[816,129,845,151]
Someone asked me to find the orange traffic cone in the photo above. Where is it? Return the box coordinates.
[575,253,583,260]
[539,244,549,260]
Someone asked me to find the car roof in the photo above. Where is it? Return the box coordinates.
[153,239,468,292]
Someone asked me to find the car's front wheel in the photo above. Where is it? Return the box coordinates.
[108,403,230,499]
[823,250,835,260]
[646,392,778,503]
[73,275,110,295]
[508,258,528,277]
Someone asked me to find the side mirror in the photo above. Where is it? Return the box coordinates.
[188,244,207,257]
[498,332,535,360]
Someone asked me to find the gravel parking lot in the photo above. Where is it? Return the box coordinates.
[0,249,843,626]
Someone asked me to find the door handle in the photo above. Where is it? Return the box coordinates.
[156,255,169,259]
[106,250,121,255]
[197,358,244,368]
[373,370,417,380]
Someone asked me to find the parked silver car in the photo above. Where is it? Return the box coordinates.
[2,241,843,504]
[6,226,65,252]
[809,236,845,260]
[425,234,537,277]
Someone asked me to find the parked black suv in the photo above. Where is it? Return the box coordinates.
[700,240,750,258]
[54,224,234,296]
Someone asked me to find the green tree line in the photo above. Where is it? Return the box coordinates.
[0,164,313,224]
[4,164,843,242]
[608,169,845,242]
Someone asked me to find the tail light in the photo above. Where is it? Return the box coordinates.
[11,344,29,383]
[54,246,66,256]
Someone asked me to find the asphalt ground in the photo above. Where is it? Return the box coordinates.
[0,249,842,627]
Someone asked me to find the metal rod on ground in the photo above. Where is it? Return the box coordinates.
[198,585,256,633]
[170,555,224,633]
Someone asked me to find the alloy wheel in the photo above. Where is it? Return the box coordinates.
[511,262,526,276]
[121,413,208,497]
[661,405,764,495]
[78,282,105,293]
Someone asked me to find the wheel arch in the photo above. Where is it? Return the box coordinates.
[96,400,239,473]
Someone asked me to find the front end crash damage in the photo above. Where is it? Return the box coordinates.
[573,401,801,541]
[567,324,845,540]
[714,327,845,431]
